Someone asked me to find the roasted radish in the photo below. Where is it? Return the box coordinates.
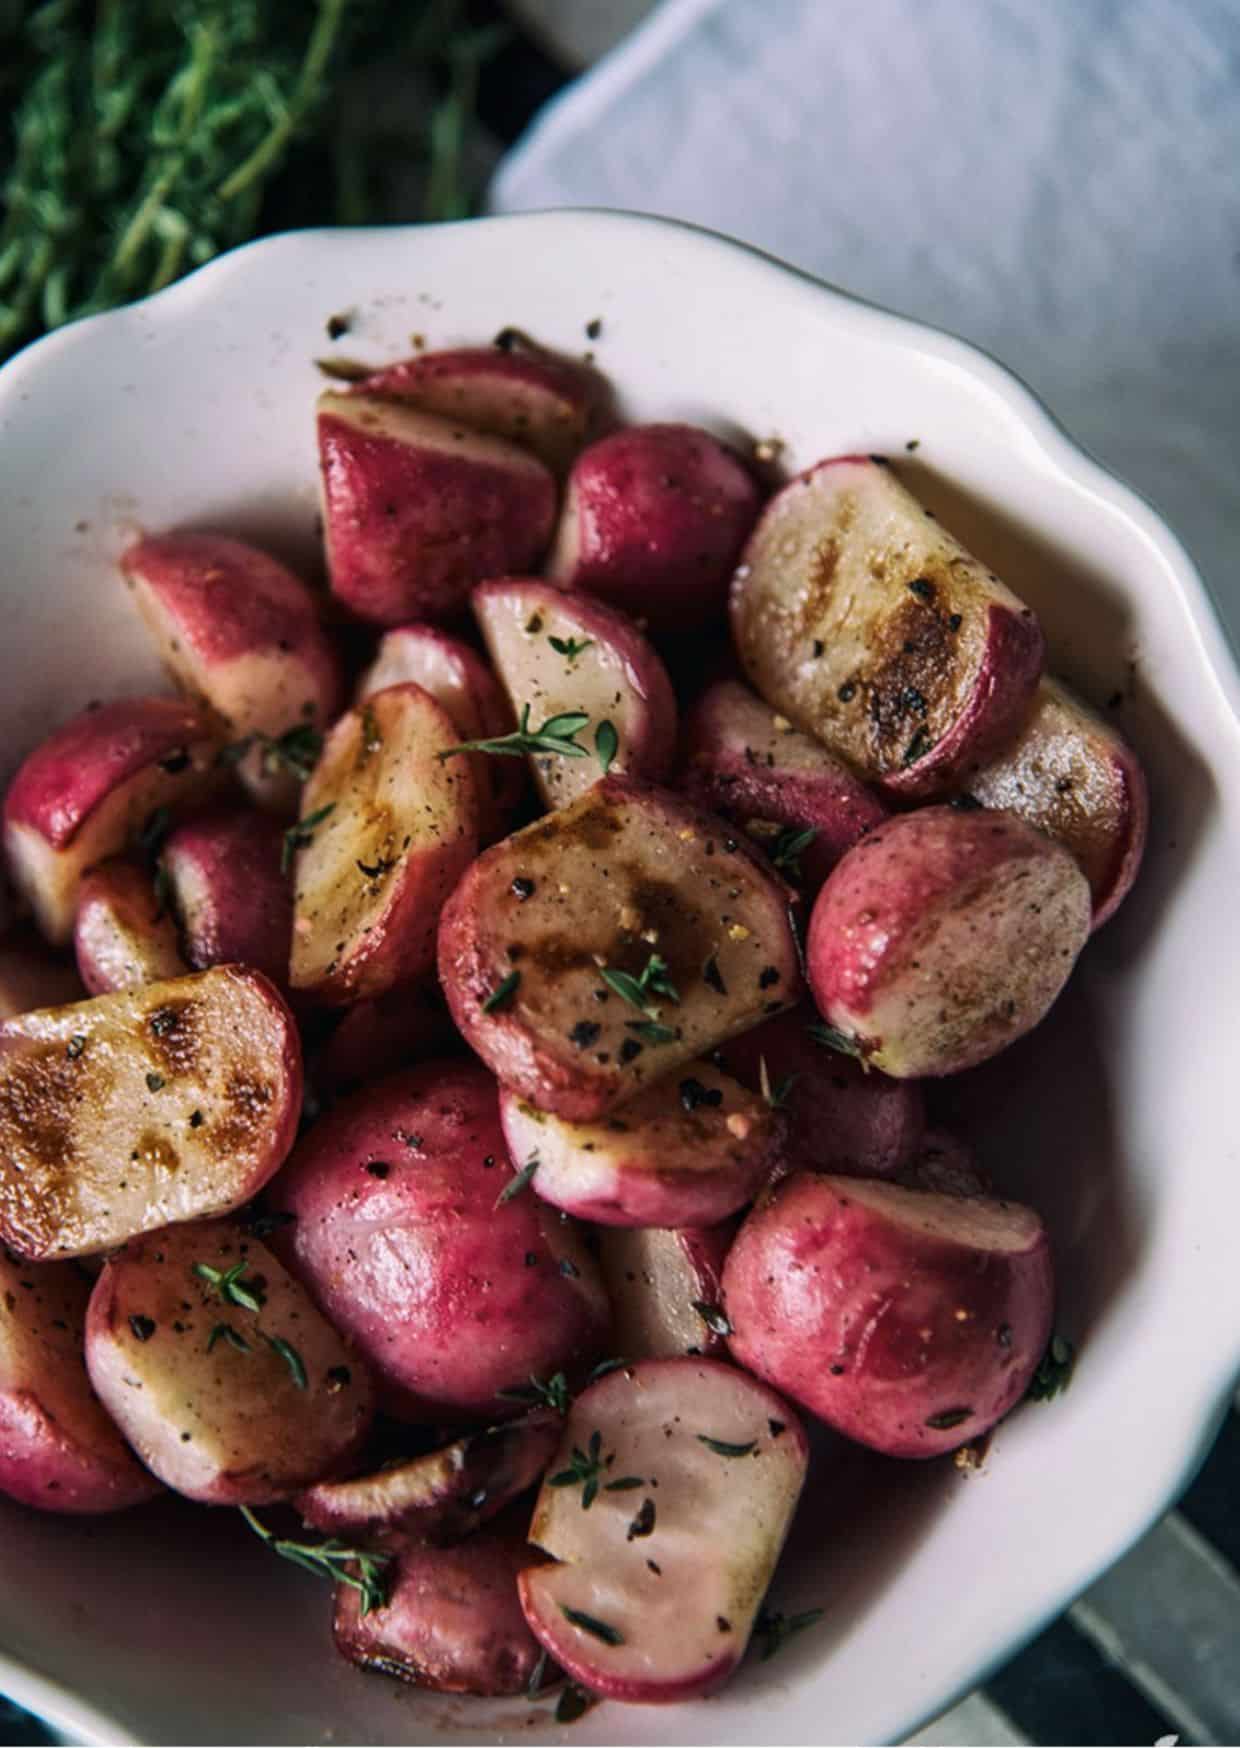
[73,859,188,995]
[162,809,292,989]
[596,1225,732,1360]
[0,967,302,1260]
[289,686,477,1005]
[730,457,1044,798]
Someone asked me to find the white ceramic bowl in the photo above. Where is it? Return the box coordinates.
[1,212,1238,1748]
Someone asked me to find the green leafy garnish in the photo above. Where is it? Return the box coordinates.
[497,1370,570,1415]
[769,825,818,880]
[239,1506,391,1616]
[600,952,679,1016]
[693,1302,733,1337]
[207,1322,250,1354]
[192,1260,266,1313]
[526,1648,552,1700]
[1027,1333,1076,1401]
[494,1154,539,1210]
[223,725,324,784]
[555,1684,597,1723]
[281,802,335,872]
[594,718,618,774]
[547,1431,642,1511]
[625,1019,679,1045]
[482,969,520,1013]
[265,1334,308,1390]
[754,1606,825,1661]
[807,1022,866,1063]
[697,1434,756,1458]
[758,1055,798,1110]
[438,702,591,763]
[560,1605,624,1646]
[548,635,593,661]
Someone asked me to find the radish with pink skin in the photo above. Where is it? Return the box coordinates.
[498,1060,781,1228]
[289,685,477,1006]
[679,679,887,891]
[0,929,86,1018]
[597,1224,732,1360]
[357,623,522,840]
[120,532,343,814]
[519,1358,808,1703]
[86,1219,374,1505]
[3,696,223,944]
[437,776,800,1122]
[717,1006,923,1180]
[74,859,188,995]
[0,1252,161,1514]
[471,577,678,810]
[162,810,291,989]
[730,456,1045,798]
[806,806,1091,1078]
[966,675,1148,928]
[317,392,556,626]
[298,1411,561,1542]
[0,967,302,1261]
[348,342,598,474]
[267,1061,608,1421]
[335,1516,551,1696]
[548,423,761,633]
[721,1172,1054,1457]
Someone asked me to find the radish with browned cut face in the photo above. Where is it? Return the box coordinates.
[357,623,522,841]
[298,1410,561,1543]
[730,457,1044,798]
[86,1220,374,1504]
[548,423,761,632]
[437,776,801,1121]
[0,1251,161,1513]
[317,393,556,626]
[722,1172,1053,1457]
[288,685,477,1006]
[3,697,224,944]
[120,532,343,814]
[335,1514,551,1696]
[347,342,599,475]
[806,806,1091,1078]
[966,675,1148,927]
[499,1060,781,1227]
[519,1358,808,1702]
[679,679,888,891]
[73,859,188,995]
[471,577,678,811]
[267,1061,608,1421]
[717,1006,923,1181]
[0,967,302,1260]
[596,1225,732,1361]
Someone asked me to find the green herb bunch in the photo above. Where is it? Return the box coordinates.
[0,0,502,363]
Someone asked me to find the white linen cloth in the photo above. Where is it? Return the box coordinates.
[490,0,1240,645]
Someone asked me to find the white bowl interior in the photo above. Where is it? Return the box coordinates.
[1,213,1238,1747]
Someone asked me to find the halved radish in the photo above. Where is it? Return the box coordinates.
[722,1172,1053,1457]
[3,696,223,943]
[437,777,801,1121]
[597,1225,732,1360]
[349,342,599,474]
[85,1219,374,1504]
[519,1358,808,1702]
[298,1410,561,1541]
[162,809,291,990]
[966,675,1148,927]
[499,1061,781,1227]
[289,685,477,1005]
[679,679,887,891]
[335,1515,550,1696]
[0,929,85,1019]
[357,622,522,840]
[730,456,1044,798]
[74,858,188,995]
[0,967,302,1260]
[0,1251,160,1513]
[471,577,677,811]
[317,393,556,625]
[120,531,343,814]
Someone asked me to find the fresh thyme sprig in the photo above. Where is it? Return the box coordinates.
[238,1506,392,1616]
[600,952,680,1014]
[437,703,591,763]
